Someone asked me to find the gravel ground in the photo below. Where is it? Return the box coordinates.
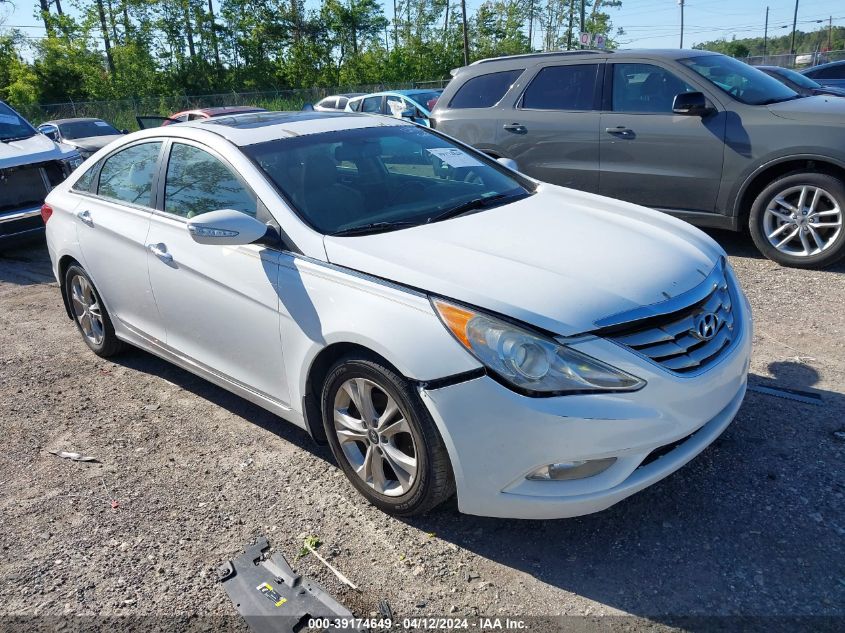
[0,232,843,629]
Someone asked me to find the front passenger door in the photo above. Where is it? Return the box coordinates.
[599,62,727,212]
[145,141,291,406]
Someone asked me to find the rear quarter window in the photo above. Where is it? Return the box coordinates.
[448,69,524,109]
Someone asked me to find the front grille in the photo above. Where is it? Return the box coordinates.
[606,263,736,374]
[0,163,51,213]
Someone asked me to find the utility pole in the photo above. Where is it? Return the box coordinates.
[828,15,833,51]
[580,0,586,47]
[460,0,469,66]
[790,0,799,55]
[763,6,769,56]
[679,0,685,49]
[528,0,533,51]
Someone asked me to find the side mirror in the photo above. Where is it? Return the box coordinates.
[672,92,711,116]
[496,156,519,172]
[400,108,416,119]
[121,129,129,134]
[39,124,59,141]
[187,209,268,246]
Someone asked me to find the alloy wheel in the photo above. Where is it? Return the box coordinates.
[333,378,418,497]
[763,185,842,257]
[70,274,105,346]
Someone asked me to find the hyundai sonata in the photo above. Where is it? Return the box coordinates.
[43,112,752,519]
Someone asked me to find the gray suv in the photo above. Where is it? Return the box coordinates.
[432,49,845,268]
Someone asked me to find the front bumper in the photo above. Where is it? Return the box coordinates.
[0,206,44,249]
[419,292,752,520]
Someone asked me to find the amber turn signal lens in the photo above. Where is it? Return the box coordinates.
[432,299,475,348]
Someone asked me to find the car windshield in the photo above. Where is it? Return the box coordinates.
[0,102,36,142]
[246,125,532,235]
[679,55,800,105]
[59,120,120,139]
[770,66,821,89]
[407,91,442,108]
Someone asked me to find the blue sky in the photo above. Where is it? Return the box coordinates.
[2,0,843,50]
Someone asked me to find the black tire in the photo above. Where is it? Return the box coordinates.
[64,264,125,357]
[749,172,845,269]
[321,355,455,516]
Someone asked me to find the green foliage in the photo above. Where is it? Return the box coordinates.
[0,0,623,112]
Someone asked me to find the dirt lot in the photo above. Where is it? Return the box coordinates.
[0,232,843,629]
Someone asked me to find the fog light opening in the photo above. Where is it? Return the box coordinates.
[527,457,617,481]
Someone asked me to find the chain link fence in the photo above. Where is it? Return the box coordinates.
[15,80,451,130]
[743,49,845,68]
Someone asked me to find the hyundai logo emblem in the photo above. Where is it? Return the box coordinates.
[692,312,719,341]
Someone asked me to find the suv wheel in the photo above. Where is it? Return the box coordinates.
[321,355,455,516]
[749,172,845,268]
[65,265,125,357]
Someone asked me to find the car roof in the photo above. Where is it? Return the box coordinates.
[43,117,107,125]
[172,110,409,146]
[802,59,845,71]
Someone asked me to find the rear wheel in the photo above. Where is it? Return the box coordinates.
[64,265,124,357]
[749,172,845,268]
[321,355,454,516]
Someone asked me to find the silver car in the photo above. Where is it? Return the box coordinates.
[433,49,845,269]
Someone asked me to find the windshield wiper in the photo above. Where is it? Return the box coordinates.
[427,192,526,224]
[0,133,35,143]
[330,220,419,237]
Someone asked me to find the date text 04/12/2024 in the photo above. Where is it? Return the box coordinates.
[306,617,528,630]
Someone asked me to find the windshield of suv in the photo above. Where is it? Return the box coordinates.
[0,102,36,142]
[770,66,821,90]
[679,55,800,105]
[59,120,120,139]
[246,125,532,235]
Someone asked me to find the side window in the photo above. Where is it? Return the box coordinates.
[188,113,206,121]
[361,96,383,113]
[164,143,256,218]
[521,64,599,110]
[386,95,405,116]
[97,142,162,207]
[348,99,361,112]
[811,66,841,80]
[72,162,98,193]
[337,97,348,109]
[449,69,524,109]
[612,63,696,113]
[173,114,189,122]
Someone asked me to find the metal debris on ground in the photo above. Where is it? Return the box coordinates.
[218,535,366,633]
[748,383,824,406]
[47,450,98,462]
[303,541,359,591]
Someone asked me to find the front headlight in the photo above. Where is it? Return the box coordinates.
[432,298,645,395]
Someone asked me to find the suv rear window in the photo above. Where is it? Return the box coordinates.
[521,64,599,110]
[449,69,524,109]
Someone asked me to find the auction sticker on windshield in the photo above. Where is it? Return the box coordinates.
[427,147,483,168]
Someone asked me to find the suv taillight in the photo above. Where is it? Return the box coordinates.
[40,203,53,224]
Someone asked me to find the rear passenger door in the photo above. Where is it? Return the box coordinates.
[497,63,603,192]
[598,62,726,212]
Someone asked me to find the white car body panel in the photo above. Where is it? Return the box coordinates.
[44,112,752,519]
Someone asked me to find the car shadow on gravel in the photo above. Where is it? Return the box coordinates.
[0,242,54,285]
[110,346,334,462]
[405,361,845,618]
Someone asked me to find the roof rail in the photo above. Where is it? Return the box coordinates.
[469,50,611,66]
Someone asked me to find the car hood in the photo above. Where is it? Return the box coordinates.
[62,135,123,154]
[815,86,845,97]
[0,133,76,169]
[323,185,722,336]
[768,95,845,123]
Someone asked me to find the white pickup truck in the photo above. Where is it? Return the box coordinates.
[1,101,82,250]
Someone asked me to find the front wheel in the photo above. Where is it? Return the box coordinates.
[749,172,845,268]
[321,355,454,516]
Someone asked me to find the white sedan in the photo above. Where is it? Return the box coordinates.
[43,111,752,519]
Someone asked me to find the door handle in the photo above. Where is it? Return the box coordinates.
[148,243,173,264]
[75,209,94,227]
[605,126,635,138]
[503,123,527,134]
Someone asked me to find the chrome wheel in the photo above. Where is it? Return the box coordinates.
[70,274,104,346]
[333,378,418,497]
[764,185,842,257]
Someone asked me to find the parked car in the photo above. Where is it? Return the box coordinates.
[314,93,365,111]
[136,106,267,129]
[757,65,845,97]
[38,117,128,159]
[43,111,751,519]
[0,101,81,250]
[432,49,845,268]
[346,90,443,126]
[801,60,845,89]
